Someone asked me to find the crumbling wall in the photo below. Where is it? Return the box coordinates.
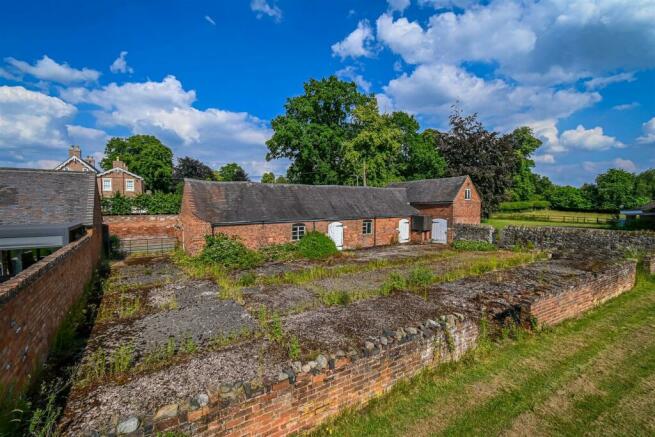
[453,223,495,244]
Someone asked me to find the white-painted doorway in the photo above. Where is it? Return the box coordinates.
[328,222,344,250]
[399,219,410,243]
[431,218,448,244]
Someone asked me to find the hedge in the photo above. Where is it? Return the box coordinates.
[498,200,551,212]
[101,193,181,215]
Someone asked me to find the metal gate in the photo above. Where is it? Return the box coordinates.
[117,237,177,255]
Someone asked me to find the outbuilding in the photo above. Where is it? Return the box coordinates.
[179,180,419,254]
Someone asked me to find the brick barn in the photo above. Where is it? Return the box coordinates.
[389,176,482,243]
[179,180,419,254]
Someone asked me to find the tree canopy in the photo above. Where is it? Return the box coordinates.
[215,163,249,181]
[101,135,174,192]
[261,172,276,183]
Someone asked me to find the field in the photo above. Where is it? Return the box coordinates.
[312,264,655,437]
[486,209,617,230]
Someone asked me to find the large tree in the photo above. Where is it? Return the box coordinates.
[172,156,214,192]
[215,163,249,181]
[261,172,276,183]
[392,112,446,181]
[595,169,642,210]
[508,127,542,201]
[101,135,174,192]
[266,76,372,184]
[436,110,521,216]
[635,169,655,201]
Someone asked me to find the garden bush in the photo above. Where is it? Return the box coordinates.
[296,231,339,260]
[201,234,263,269]
[452,240,497,251]
[259,242,299,262]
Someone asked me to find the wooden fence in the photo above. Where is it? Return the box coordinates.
[493,214,615,225]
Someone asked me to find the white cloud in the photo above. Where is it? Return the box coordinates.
[583,157,637,174]
[613,102,640,111]
[66,124,109,149]
[250,0,282,22]
[5,55,100,84]
[584,72,635,90]
[533,153,556,164]
[205,15,216,26]
[0,67,20,81]
[637,117,655,144]
[331,20,375,60]
[0,85,76,149]
[109,51,134,74]
[559,125,625,151]
[381,63,600,129]
[336,66,372,93]
[387,0,411,13]
[612,158,637,172]
[418,0,478,8]
[59,76,272,164]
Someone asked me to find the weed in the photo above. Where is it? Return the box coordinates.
[288,336,301,360]
[380,272,407,295]
[452,240,496,251]
[109,344,133,376]
[201,233,263,270]
[183,337,198,354]
[406,267,435,287]
[237,272,257,286]
[269,313,284,343]
[319,290,352,306]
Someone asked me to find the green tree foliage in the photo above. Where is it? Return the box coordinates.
[275,175,288,184]
[342,99,404,186]
[547,186,593,210]
[436,110,521,216]
[392,112,446,181]
[296,231,339,260]
[595,169,647,210]
[101,135,174,192]
[635,169,655,200]
[261,172,276,183]
[215,163,250,181]
[508,127,542,201]
[172,156,214,192]
[266,76,373,184]
[101,192,181,215]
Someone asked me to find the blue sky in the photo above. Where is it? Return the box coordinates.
[1,0,654,185]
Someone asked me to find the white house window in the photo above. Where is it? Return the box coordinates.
[291,223,306,241]
[362,219,373,235]
[464,188,472,200]
[102,178,112,191]
[126,179,135,192]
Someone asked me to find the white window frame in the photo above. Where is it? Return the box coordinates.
[362,219,373,235]
[125,179,135,192]
[464,188,472,200]
[102,178,112,191]
[291,223,306,241]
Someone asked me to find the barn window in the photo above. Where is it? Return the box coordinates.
[362,219,373,235]
[291,223,306,241]
[464,188,472,200]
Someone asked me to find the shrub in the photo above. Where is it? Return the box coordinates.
[499,200,550,212]
[406,267,434,287]
[296,231,339,260]
[452,240,496,251]
[201,234,263,270]
[101,192,181,215]
[260,242,299,262]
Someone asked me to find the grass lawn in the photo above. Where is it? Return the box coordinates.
[311,263,655,437]
[494,209,616,219]
[483,218,613,230]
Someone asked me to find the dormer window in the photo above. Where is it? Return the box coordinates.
[464,188,472,200]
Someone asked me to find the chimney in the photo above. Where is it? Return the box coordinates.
[112,159,127,170]
[68,145,81,159]
[85,155,96,168]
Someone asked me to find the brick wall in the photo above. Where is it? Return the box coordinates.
[103,215,179,239]
[179,188,212,255]
[646,256,655,274]
[522,260,636,326]
[94,316,479,436]
[0,228,102,393]
[451,178,482,225]
[212,217,406,251]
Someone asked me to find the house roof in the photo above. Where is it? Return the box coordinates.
[185,180,419,225]
[387,176,470,204]
[640,201,655,212]
[54,155,98,173]
[0,168,97,227]
[98,167,144,180]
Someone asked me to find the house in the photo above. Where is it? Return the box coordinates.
[54,145,144,198]
[179,180,419,254]
[0,168,101,281]
[388,176,481,243]
[621,201,655,225]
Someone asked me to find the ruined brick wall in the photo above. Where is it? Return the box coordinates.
[0,229,102,393]
[108,317,479,436]
[179,183,212,255]
[522,260,636,326]
[453,223,495,244]
[212,217,406,251]
[500,226,655,254]
[104,215,179,239]
[646,255,655,274]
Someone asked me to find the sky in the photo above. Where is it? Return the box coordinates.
[0,0,654,186]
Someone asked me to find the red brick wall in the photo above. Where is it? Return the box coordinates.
[104,215,179,239]
[451,178,482,225]
[0,228,102,393]
[524,260,636,326]
[212,217,407,251]
[98,171,144,198]
[179,184,212,255]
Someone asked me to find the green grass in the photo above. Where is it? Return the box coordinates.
[311,264,655,437]
[484,218,612,230]
[494,209,616,219]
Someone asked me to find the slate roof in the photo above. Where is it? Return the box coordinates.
[387,176,469,204]
[0,168,97,227]
[185,180,419,225]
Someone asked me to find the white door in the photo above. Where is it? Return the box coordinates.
[328,222,344,250]
[431,218,448,244]
[399,219,410,243]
